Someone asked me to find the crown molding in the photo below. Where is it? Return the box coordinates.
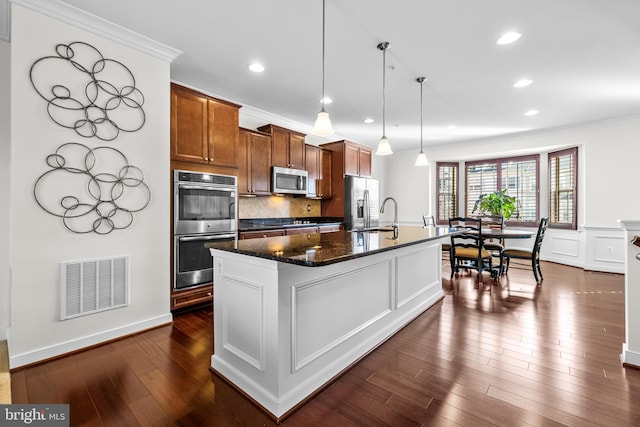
[10,0,181,62]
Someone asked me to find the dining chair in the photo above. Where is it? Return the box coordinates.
[449,217,496,283]
[479,215,505,275]
[503,217,549,284]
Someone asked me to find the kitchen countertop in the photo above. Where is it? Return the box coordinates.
[238,217,343,231]
[206,225,456,267]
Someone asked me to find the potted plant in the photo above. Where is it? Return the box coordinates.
[472,189,519,219]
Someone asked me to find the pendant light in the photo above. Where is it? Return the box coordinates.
[313,0,334,136]
[415,77,428,166]
[376,42,393,155]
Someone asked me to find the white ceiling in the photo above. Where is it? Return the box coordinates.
[26,0,640,151]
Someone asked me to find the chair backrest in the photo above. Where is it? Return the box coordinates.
[532,217,549,259]
[449,217,484,258]
[478,215,504,230]
[423,215,436,227]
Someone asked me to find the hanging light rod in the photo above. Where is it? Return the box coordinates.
[376,42,392,156]
[313,0,334,136]
[415,76,428,166]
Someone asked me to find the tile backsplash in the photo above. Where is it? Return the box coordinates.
[239,196,321,219]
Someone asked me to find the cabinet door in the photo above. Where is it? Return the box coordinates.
[344,144,360,176]
[288,133,306,170]
[207,99,239,168]
[171,88,208,164]
[271,127,290,168]
[319,149,332,198]
[306,145,320,197]
[358,148,372,177]
[250,133,271,194]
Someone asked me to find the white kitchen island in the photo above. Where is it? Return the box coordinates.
[206,225,454,421]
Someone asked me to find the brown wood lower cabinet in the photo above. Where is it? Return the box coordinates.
[171,285,213,311]
[239,229,286,239]
[285,226,319,236]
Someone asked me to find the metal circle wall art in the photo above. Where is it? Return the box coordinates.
[34,143,151,234]
[29,41,146,141]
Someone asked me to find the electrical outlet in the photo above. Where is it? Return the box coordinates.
[307,204,311,212]
[606,246,614,254]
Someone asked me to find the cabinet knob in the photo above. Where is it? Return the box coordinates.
[205,157,209,161]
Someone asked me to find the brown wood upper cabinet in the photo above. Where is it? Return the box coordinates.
[238,128,272,195]
[171,83,240,168]
[258,124,306,170]
[305,144,332,199]
[320,140,372,178]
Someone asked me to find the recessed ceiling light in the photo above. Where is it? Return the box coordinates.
[321,97,333,104]
[524,109,539,116]
[496,32,522,45]
[447,125,456,131]
[248,63,264,73]
[514,79,533,88]
[364,118,374,124]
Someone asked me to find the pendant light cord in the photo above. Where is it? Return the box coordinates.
[382,46,386,138]
[321,0,326,113]
[420,78,423,152]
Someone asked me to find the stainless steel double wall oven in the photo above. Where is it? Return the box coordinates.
[173,170,237,290]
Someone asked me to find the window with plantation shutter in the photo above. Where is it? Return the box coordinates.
[436,162,458,224]
[549,147,577,229]
[465,155,539,226]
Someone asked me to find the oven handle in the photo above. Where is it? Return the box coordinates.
[178,234,236,242]
[178,184,236,193]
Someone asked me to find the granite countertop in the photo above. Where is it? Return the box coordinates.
[238,217,343,231]
[207,225,456,267]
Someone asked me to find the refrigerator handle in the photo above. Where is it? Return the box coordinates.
[364,189,370,228]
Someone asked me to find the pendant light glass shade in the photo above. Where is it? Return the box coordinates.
[414,152,428,166]
[376,137,393,155]
[312,0,334,136]
[376,42,392,155]
[415,77,428,166]
[314,110,334,135]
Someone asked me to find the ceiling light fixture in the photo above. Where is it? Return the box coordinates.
[415,77,428,167]
[248,63,264,73]
[321,97,333,104]
[376,42,392,155]
[364,118,374,124]
[496,31,522,45]
[313,0,334,136]
[514,79,533,88]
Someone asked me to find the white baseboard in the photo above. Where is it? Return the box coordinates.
[621,343,640,368]
[8,313,173,369]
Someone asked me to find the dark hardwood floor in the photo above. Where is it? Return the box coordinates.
[11,261,640,426]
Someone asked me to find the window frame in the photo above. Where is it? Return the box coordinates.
[465,154,540,227]
[435,162,459,225]
[548,147,578,230]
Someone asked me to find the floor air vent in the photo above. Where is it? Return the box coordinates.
[60,256,129,320]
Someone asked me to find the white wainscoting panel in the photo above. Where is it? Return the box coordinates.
[583,225,625,273]
[550,235,580,258]
[221,275,265,371]
[292,260,392,371]
[396,244,440,308]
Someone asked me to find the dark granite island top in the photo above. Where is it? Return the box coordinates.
[206,225,455,267]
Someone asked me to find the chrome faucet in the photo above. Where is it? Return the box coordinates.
[380,197,398,239]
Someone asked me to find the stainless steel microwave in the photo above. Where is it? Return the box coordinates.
[272,166,308,195]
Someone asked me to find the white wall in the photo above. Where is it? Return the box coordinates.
[0,39,10,340]
[384,116,640,273]
[8,4,172,367]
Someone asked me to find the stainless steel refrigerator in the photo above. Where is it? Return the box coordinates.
[344,176,379,230]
